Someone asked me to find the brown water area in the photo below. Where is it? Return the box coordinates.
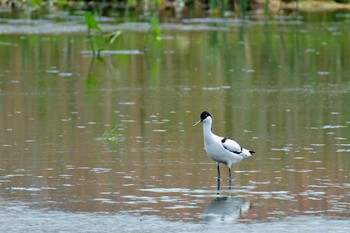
[0,10,349,232]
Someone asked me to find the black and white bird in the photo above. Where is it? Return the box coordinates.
[193,111,255,185]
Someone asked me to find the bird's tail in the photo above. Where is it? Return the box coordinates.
[242,148,255,158]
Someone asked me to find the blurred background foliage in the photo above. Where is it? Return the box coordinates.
[1,0,350,17]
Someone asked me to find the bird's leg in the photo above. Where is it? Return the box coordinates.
[217,164,221,182]
[228,167,232,189]
[217,164,221,194]
[217,178,221,193]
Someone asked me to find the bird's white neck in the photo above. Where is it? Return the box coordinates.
[202,117,214,141]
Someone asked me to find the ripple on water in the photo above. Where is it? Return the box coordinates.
[81,50,143,57]
[300,190,326,196]
[6,186,56,192]
[336,149,350,153]
[93,198,117,204]
[165,205,200,210]
[122,195,158,204]
[159,196,184,203]
[320,125,346,129]
[139,188,192,193]
[271,147,291,152]
[90,167,112,173]
[250,190,295,201]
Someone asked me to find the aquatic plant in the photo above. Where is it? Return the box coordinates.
[85,11,122,57]
[102,124,123,142]
[85,11,102,33]
[105,30,122,44]
[85,11,104,57]
[143,12,162,50]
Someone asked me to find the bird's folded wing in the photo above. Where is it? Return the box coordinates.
[221,138,242,154]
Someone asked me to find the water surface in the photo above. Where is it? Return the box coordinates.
[0,13,350,231]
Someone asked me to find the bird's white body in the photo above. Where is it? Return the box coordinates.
[202,115,253,168]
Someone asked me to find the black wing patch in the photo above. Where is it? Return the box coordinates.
[224,145,242,154]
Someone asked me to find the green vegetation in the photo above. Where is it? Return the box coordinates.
[102,124,123,142]
[4,0,350,18]
[2,0,349,57]
[85,10,122,57]
[144,12,162,50]
[85,11,104,57]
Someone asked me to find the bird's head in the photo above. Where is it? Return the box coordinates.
[192,111,212,126]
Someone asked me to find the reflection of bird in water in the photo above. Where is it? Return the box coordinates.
[193,111,255,187]
[203,196,250,223]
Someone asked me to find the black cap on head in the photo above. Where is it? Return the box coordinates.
[192,111,211,127]
[200,111,211,121]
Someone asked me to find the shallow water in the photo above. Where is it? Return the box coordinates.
[1,202,349,233]
[1,203,350,233]
[0,12,350,231]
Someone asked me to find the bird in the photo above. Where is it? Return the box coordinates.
[193,111,255,187]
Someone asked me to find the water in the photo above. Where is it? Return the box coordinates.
[0,12,350,231]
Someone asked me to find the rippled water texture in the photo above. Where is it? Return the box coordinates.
[0,12,350,231]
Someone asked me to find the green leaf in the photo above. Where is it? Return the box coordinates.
[85,12,103,32]
[104,30,122,44]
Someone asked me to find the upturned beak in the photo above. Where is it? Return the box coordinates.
[192,120,202,127]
